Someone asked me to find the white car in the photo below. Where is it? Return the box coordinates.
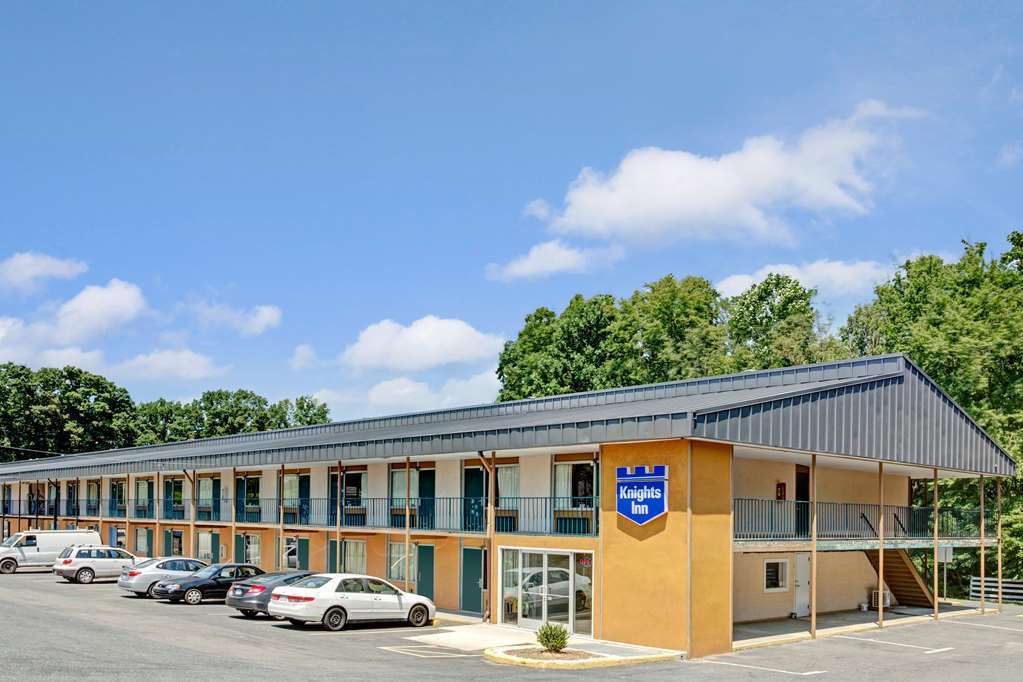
[268,573,436,631]
[52,545,144,584]
[117,557,208,597]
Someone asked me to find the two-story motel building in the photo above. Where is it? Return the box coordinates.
[0,354,1014,657]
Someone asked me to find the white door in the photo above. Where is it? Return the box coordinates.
[793,553,811,618]
[366,578,404,619]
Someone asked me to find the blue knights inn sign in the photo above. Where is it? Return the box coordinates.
[615,465,669,525]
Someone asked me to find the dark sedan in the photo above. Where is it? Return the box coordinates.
[225,570,313,617]
[152,563,263,605]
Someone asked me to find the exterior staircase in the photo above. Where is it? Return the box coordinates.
[863,549,934,608]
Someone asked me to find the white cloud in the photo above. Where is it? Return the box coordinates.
[340,315,504,372]
[0,252,88,293]
[113,349,227,380]
[367,369,502,413]
[190,301,283,336]
[996,142,1022,169]
[52,278,147,344]
[522,199,552,221]
[716,259,894,299]
[35,347,106,371]
[486,240,625,281]
[289,343,318,370]
[533,100,922,245]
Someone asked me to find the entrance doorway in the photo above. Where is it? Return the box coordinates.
[417,544,435,601]
[793,552,811,617]
[460,546,484,614]
[500,548,593,636]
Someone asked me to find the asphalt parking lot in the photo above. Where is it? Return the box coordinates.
[2,570,1021,680]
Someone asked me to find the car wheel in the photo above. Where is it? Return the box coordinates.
[147,583,160,599]
[322,607,348,632]
[575,590,587,611]
[76,568,95,585]
[0,559,17,575]
[287,618,305,627]
[240,610,258,618]
[408,605,430,628]
[184,588,203,605]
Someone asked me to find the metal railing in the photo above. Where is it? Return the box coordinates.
[128,499,156,519]
[195,498,231,522]
[106,500,127,518]
[734,497,990,541]
[235,498,279,524]
[492,497,599,536]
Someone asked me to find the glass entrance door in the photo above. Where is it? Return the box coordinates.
[519,551,546,628]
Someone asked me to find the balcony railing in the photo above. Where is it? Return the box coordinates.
[1,494,601,537]
[734,497,993,541]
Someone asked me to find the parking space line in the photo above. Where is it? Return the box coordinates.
[834,635,953,655]
[698,660,827,676]
[945,620,1023,633]
[379,645,480,658]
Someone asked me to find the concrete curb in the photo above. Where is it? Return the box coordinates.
[483,645,679,670]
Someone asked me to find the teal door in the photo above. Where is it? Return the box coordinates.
[460,547,483,614]
[463,468,486,532]
[417,545,435,601]
[328,539,339,572]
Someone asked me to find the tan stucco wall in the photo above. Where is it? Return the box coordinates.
[599,440,689,651]
[734,550,880,622]
[734,458,909,505]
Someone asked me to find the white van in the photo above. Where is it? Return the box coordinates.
[0,530,102,574]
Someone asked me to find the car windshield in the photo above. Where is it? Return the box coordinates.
[291,576,331,589]
[192,565,221,579]
[0,536,18,548]
[135,559,159,569]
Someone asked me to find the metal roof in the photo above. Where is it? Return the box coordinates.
[0,354,1014,480]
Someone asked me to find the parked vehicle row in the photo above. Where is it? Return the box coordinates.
[0,528,438,631]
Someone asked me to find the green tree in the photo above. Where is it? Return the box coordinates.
[841,233,1023,589]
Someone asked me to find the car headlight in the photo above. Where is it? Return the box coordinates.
[167,584,181,590]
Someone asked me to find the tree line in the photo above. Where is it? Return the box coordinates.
[0,364,330,460]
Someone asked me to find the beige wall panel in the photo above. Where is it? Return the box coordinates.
[689,440,733,658]
[519,454,551,497]
[734,459,795,499]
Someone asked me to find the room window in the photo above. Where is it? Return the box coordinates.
[135,528,149,556]
[554,461,596,508]
[244,534,261,564]
[495,465,520,508]
[197,532,213,563]
[283,474,299,504]
[134,480,149,502]
[343,472,366,504]
[171,530,183,556]
[243,477,261,506]
[283,536,298,569]
[198,478,213,502]
[764,559,788,592]
[343,540,366,574]
[387,541,415,582]
[390,469,419,505]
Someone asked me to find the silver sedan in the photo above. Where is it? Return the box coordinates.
[117,557,208,597]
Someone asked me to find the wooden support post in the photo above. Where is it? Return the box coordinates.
[278,464,285,571]
[404,457,411,592]
[230,467,237,563]
[810,454,817,639]
[187,470,197,558]
[933,468,939,620]
[476,450,496,623]
[125,473,132,548]
[335,461,343,572]
[980,475,986,614]
[997,477,1003,613]
[878,462,885,628]
[153,473,159,555]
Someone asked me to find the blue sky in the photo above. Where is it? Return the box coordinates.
[1,2,1020,419]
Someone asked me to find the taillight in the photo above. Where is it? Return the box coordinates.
[244,585,266,596]
[271,593,281,601]
[127,570,141,577]
[288,595,315,603]
[62,559,72,565]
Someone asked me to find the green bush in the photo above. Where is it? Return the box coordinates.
[536,621,569,653]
